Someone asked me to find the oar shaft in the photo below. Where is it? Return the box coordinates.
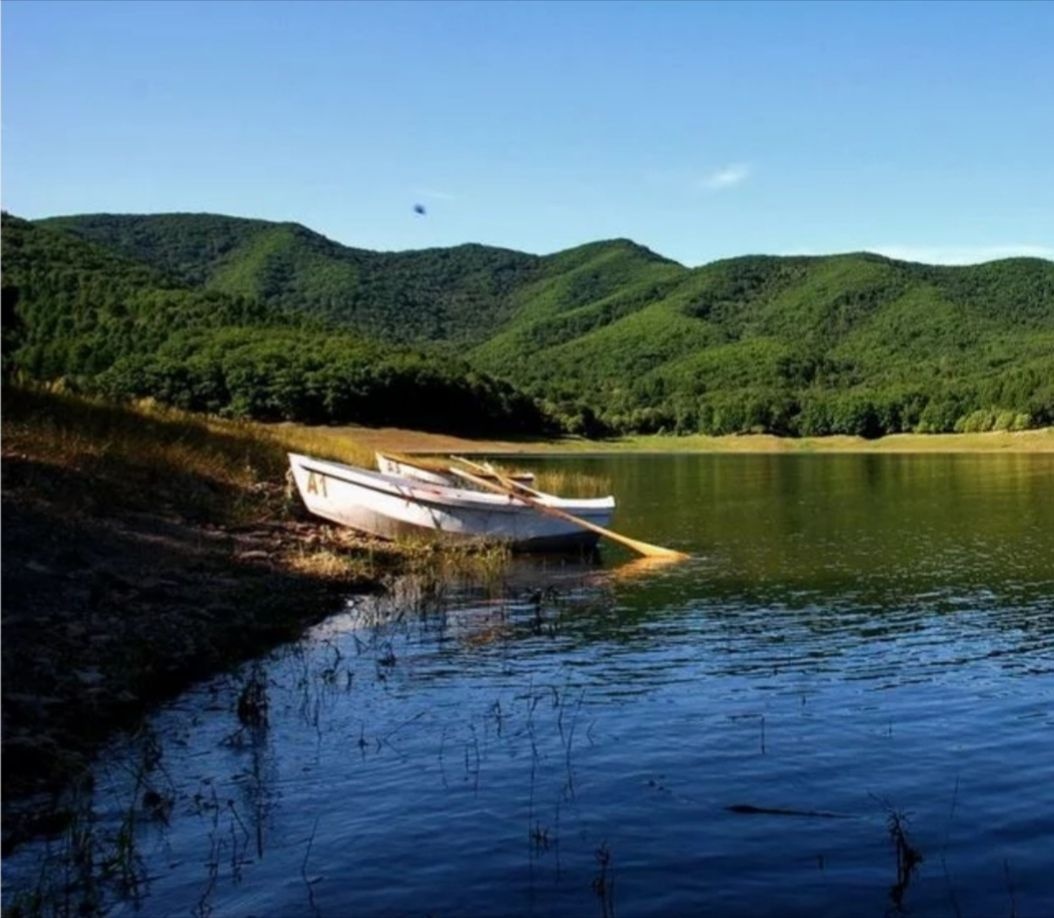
[450,467,605,534]
[449,461,688,560]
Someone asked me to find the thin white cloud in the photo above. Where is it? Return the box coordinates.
[869,244,1054,265]
[412,187,457,202]
[699,163,751,191]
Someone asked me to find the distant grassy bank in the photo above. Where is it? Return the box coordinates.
[272,419,1054,457]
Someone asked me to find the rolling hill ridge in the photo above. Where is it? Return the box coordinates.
[11,211,1054,436]
[1,214,550,434]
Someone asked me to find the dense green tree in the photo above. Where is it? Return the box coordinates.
[1,214,554,435]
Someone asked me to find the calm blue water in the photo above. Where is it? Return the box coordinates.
[5,454,1054,917]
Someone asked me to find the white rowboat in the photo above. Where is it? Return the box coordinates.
[288,453,615,551]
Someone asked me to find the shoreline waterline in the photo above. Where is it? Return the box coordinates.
[273,421,1054,459]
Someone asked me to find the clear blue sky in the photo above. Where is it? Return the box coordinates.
[3,0,1052,265]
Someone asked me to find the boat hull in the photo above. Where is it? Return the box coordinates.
[289,454,614,552]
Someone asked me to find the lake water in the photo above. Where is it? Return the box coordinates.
[5,454,1054,917]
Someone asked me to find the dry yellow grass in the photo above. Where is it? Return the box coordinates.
[265,423,377,468]
[2,389,286,526]
[282,546,376,581]
[388,535,512,582]
[1,389,371,514]
[530,468,612,497]
[277,421,1054,456]
[2,388,519,589]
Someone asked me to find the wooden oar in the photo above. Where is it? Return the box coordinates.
[450,456,555,500]
[379,451,536,486]
[449,458,689,561]
[476,460,547,498]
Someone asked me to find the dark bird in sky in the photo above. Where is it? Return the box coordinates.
[413,203,426,216]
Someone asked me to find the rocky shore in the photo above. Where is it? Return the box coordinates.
[1,453,394,851]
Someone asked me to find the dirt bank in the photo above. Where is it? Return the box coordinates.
[0,389,498,853]
[2,458,385,848]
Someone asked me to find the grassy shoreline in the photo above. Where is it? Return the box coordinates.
[0,388,505,850]
[271,420,1054,459]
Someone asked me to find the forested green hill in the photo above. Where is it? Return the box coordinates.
[15,212,1054,436]
[40,213,680,345]
[0,214,551,434]
[474,252,1054,434]
[42,213,543,343]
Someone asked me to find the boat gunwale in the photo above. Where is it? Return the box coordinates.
[377,452,536,486]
